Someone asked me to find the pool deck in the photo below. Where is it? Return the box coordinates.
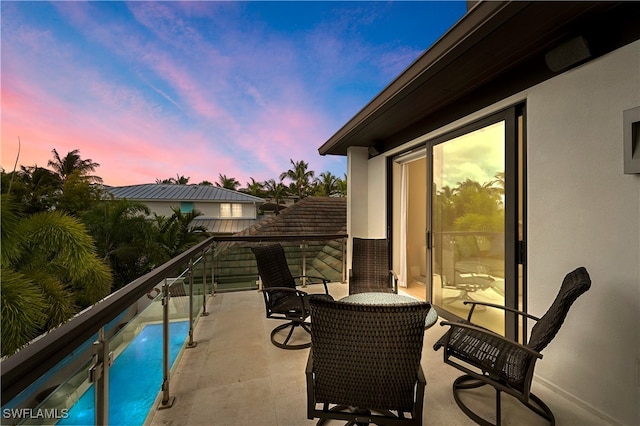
[145,282,609,426]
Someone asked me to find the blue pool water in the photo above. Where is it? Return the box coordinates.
[58,321,189,426]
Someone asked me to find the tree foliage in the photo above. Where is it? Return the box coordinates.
[0,148,347,355]
[434,174,504,232]
[0,195,112,356]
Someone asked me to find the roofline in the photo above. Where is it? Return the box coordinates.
[105,184,265,203]
[318,1,640,156]
[318,0,510,156]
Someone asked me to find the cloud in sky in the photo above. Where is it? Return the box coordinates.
[1,1,466,187]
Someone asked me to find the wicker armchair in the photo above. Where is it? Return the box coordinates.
[349,238,398,294]
[251,244,333,350]
[306,297,430,425]
[433,266,591,425]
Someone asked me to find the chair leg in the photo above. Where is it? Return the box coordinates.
[270,321,311,350]
[452,375,555,426]
[452,375,496,426]
[525,393,555,425]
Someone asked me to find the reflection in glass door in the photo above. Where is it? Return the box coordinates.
[401,156,427,301]
[431,121,506,334]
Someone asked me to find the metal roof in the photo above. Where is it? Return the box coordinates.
[106,184,264,203]
[190,218,266,235]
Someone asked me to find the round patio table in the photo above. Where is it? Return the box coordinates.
[340,292,438,329]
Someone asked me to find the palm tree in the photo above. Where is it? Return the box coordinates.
[279,159,315,199]
[242,177,264,197]
[83,199,164,289]
[263,178,288,215]
[155,174,190,184]
[335,174,347,197]
[154,207,207,258]
[216,174,240,190]
[450,178,504,232]
[312,171,338,196]
[48,149,102,183]
[174,175,190,185]
[1,195,112,356]
[2,166,62,213]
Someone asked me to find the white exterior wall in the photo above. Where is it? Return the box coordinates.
[526,41,639,425]
[349,41,639,424]
[137,201,257,219]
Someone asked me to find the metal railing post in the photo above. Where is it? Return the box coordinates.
[187,259,197,348]
[90,327,111,426]
[342,237,347,283]
[301,242,307,287]
[211,243,217,296]
[158,278,175,409]
[202,249,209,316]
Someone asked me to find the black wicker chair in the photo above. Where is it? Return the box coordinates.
[349,238,398,294]
[251,244,333,350]
[433,266,591,426]
[306,297,430,425]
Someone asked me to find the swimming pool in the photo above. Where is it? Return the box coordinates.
[58,321,189,426]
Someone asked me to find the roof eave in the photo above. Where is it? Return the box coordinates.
[318,1,639,157]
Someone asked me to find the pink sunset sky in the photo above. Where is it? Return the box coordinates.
[1,1,466,187]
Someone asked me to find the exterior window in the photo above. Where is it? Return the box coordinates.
[180,202,193,213]
[220,203,242,218]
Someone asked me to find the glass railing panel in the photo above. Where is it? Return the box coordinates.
[1,235,346,426]
[22,269,196,425]
[213,239,345,292]
[7,310,128,425]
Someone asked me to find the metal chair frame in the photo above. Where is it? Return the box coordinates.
[252,244,332,350]
[434,267,591,426]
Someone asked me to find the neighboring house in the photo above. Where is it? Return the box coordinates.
[214,196,347,290]
[318,2,639,425]
[106,184,265,235]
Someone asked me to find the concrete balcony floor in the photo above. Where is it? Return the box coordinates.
[146,283,606,426]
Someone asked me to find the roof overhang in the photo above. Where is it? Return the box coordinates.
[318,1,640,157]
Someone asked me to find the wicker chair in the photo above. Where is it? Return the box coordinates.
[306,297,430,425]
[251,244,333,350]
[433,266,591,426]
[349,238,398,294]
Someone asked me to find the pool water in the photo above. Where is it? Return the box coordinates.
[58,321,189,426]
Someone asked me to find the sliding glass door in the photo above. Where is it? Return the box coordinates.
[431,120,507,334]
[394,106,524,338]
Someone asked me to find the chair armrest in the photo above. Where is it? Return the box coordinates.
[439,320,542,359]
[293,275,330,294]
[260,286,308,295]
[463,300,541,322]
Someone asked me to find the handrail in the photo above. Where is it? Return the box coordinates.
[1,233,347,405]
[213,233,348,242]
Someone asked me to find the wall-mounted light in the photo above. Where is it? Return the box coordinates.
[368,142,384,157]
[545,36,592,73]
[623,106,640,174]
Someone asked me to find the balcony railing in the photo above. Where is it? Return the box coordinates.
[0,233,346,425]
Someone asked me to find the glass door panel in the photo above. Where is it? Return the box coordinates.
[404,157,427,301]
[431,121,506,334]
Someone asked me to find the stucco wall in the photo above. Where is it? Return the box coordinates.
[349,40,640,425]
[527,40,640,425]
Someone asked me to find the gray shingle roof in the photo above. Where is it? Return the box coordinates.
[235,196,347,237]
[106,184,264,203]
[190,218,266,235]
